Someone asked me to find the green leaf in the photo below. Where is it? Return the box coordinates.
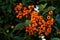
[51,38,60,40]
[23,20,31,26]
[38,3,47,10]
[12,23,23,32]
[22,0,26,5]
[12,20,31,32]
[43,3,47,9]
[56,14,60,24]
[43,6,56,15]
[15,23,23,30]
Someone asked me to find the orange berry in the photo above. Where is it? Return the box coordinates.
[48,10,53,15]
[17,5,22,10]
[29,9,32,13]
[29,24,31,27]
[19,16,22,18]
[32,23,37,27]
[47,16,51,20]
[40,34,44,36]
[33,27,36,30]
[28,5,31,9]
[51,18,54,23]
[38,22,42,25]
[45,32,49,36]
[31,18,35,21]
[16,10,18,13]
[39,16,43,20]
[23,7,27,10]
[26,15,28,18]
[47,28,52,33]
[36,29,38,32]
[41,19,46,23]
[47,20,50,25]
[16,15,19,18]
[19,3,22,6]
[40,25,44,28]
[34,23,38,26]
[43,27,46,31]
[32,21,36,23]
[25,29,28,32]
[43,22,47,26]
[48,25,51,28]
[23,13,26,16]
[31,5,34,8]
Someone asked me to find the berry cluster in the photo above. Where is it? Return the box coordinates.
[14,3,34,19]
[14,3,54,36]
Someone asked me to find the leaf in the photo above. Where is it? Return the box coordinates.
[51,38,60,40]
[53,26,59,31]
[43,6,56,15]
[16,23,23,30]
[56,14,60,24]
[12,23,23,32]
[38,3,47,10]
[23,20,31,26]
[12,20,31,32]
[43,3,47,9]
[22,0,26,5]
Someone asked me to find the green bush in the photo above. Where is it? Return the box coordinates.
[0,0,60,40]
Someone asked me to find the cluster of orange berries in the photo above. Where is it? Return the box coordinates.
[25,11,54,36]
[14,3,54,36]
[14,3,34,19]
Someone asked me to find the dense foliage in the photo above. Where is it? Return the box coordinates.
[0,0,60,40]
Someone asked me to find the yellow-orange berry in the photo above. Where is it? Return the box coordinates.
[47,16,51,20]
[48,10,53,15]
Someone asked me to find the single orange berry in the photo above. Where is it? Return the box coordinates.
[48,10,53,15]
[47,20,50,25]
[19,3,22,6]
[16,10,18,13]
[41,19,46,23]
[47,28,52,32]
[51,18,54,23]
[28,5,31,9]
[19,16,22,19]
[31,5,34,8]
[39,16,43,20]
[25,15,28,18]
[38,22,42,25]
[23,7,27,10]
[45,32,49,36]
[47,16,51,20]
[16,15,19,18]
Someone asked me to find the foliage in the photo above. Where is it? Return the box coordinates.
[0,0,60,40]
